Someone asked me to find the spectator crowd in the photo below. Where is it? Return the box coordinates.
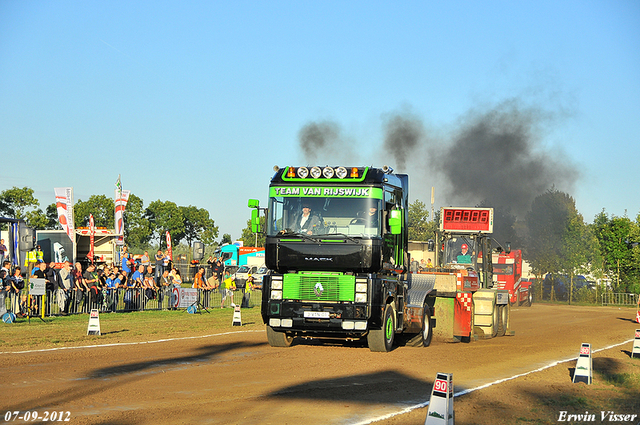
[1,247,261,318]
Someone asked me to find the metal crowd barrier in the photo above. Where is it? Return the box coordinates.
[601,292,639,306]
[2,287,263,317]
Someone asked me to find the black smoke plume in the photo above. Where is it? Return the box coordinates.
[434,100,578,219]
[382,113,425,171]
[298,121,341,164]
[297,99,579,237]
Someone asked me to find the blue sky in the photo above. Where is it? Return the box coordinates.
[1,1,639,241]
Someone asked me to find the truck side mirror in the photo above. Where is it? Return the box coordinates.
[427,239,435,252]
[248,199,260,208]
[505,242,511,254]
[388,210,402,235]
[251,209,261,233]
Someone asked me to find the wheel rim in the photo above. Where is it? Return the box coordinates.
[423,316,431,341]
[385,314,393,341]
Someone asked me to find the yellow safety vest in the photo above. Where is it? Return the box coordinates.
[24,250,37,267]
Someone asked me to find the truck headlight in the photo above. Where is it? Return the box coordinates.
[272,280,282,290]
[355,293,367,303]
[355,283,367,293]
[271,290,282,300]
[269,318,281,327]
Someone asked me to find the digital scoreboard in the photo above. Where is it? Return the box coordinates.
[440,207,493,233]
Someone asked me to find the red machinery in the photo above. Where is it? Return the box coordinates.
[492,249,533,307]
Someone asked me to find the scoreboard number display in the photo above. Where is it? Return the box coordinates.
[440,207,494,233]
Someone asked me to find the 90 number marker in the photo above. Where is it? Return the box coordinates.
[4,411,71,422]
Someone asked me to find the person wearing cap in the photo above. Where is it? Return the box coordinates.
[456,243,473,263]
[294,203,322,235]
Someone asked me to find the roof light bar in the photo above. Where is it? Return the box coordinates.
[335,167,348,179]
[297,167,309,178]
[310,166,322,179]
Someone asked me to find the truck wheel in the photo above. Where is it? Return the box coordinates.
[526,289,533,307]
[266,325,293,347]
[407,306,433,347]
[368,304,395,352]
[497,304,508,337]
[491,302,499,338]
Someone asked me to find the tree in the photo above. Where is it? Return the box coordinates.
[524,189,579,300]
[593,210,639,292]
[25,208,49,229]
[123,194,152,251]
[220,233,232,245]
[407,200,436,241]
[0,187,39,219]
[240,216,266,247]
[74,195,115,228]
[145,200,185,247]
[562,210,599,303]
[629,212,640,293]
[180,205,219,247]
[479,202,521,249]
[45,203,59,229]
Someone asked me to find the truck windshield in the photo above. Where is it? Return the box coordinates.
[493,264,514,275]
[443,236,477,266]
[267,195,382,237]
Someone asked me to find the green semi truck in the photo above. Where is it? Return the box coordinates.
[248,165,511,352]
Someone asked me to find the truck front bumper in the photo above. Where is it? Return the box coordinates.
[266,300,369,334]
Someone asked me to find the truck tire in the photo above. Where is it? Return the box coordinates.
[491,302,499,338]
[368,304,395,352]
[266,325,293,347]
[497,304,509,337]
[407,306,433,347]
[525,288,533,307]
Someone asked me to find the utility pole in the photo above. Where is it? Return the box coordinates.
[430,187,435,222]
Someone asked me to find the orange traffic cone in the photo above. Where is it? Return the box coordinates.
[636,310,640,324]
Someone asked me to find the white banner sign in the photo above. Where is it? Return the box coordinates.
[173,288,198,309]
[29,278,46,296]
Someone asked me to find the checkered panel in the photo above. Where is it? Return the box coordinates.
[456,292,472,312]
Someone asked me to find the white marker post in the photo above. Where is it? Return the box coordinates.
[572,343,592,384]
[631,330,640,358]
[232,304,242,326]
[87,309,101,336]
[424,373,454,425]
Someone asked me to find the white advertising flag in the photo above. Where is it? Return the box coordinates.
[114,189,131,246]
[54,187,74,243]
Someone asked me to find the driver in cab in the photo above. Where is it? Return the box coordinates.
[352,207,379,227]
[366,206,379,228]
[456,243,473,263]
[294,203,322,235]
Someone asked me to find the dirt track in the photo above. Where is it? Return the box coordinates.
[2,304,639,424]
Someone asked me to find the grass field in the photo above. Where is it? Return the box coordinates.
[0,306,266,351]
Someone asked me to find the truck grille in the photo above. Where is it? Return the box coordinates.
[283,273,355,302]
